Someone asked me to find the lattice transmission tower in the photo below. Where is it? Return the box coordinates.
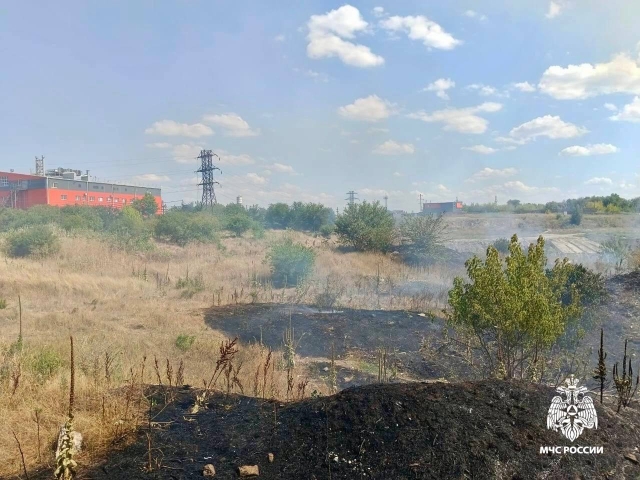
[196,150,221,207]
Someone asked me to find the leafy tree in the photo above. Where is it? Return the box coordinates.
[131,192,159,217]
[60,206,103,232]
[507,199,521,207]
[108,206,153,251]
[447,234,581,379]
[265,203,291,229]
[246,204,266,224]
[225,214,253,237]
[154,210,219,246]
[570,205,583,225]
[398,214,448,263]
[334,201,395,252]
[266,236,316,287]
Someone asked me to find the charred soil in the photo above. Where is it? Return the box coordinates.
[38,380,640,480]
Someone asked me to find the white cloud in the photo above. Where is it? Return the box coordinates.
[274,34,286,42]
[171,145,255,165]
[424,78,455,100]
[202,113,259,137]
[585,177,613,185]
[464,10,487,21]
[610,96,640,122]
[379,15,461,50]
[338,95,397,122]
[466,84,508,97]
[545,1,563,19]
[463,145,498,154]
[502,115,587,144]
[368,127,390,134]
[269,163,295,173]
[294,68,330,82]
[393,171,404,177]
[246,173,268,185]
[436,184,449,192]
[372,6,385,17]
[467,167,518,182]
[145,120,213,138]
[372,140,415,155]
[503,181,555,193]
[539,53,640,100]
[360,188,403,198]
[512,82,536,92]
[603,103,618,111]
[133,174,170,183]
[559,143,619,156]
[217,151,255,166]
[172,144,205,163]
[407,102,503,134]
[145,142,172,149]
[307,5,384,67]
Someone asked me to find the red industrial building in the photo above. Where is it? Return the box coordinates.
[422,201,463,214]
[0,168,162,213]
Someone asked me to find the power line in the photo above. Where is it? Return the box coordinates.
[196,150,221,207]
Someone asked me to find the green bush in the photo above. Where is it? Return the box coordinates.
[154,211,219,246]
[225,214,253,237]
[60,206,104,232]
[267,237,316,287]
[334,201,395,252]
[398,214,448,263]
[30,347,63,382]
[4,226,61,258]
[175,334,196,352]
[492,238,510,254]
[107,206,154,251]
[0,298,6,309]
[546,262,607,308]
[570,206,583,225]
[176,272,205,298]
[319,224,334,238]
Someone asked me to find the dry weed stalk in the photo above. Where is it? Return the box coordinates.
[12,431,29,480]
[613,339,639,412]
[55,335,77,480]
[192,338,239,412]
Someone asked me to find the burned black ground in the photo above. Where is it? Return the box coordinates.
[39,380,640,480]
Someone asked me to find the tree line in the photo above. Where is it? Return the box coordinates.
[464,193,640,214]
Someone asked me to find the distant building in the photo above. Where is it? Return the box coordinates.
[0,168,162,213]
[422,201,463,214]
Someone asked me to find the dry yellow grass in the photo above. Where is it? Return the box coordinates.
[0,229,454,477]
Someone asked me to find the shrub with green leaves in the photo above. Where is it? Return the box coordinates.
[398,214,448,263]
[4,225,61,258]
[225,214,253,237]
[107,206,154,251]
[30,347,64,382]
[319,224,334,238]
[267,237,316,287]
[154,210,219,246]
[492,238,510,254]
[175,334,196,352]
[334,201,395,252]
[570,206,583,225]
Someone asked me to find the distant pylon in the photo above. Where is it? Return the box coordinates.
[35,155,45,176]
[383,195,388,210]
[196,150,221,207]
[346,191,358,206]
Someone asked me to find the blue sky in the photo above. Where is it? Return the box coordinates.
[1,0,639,211]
